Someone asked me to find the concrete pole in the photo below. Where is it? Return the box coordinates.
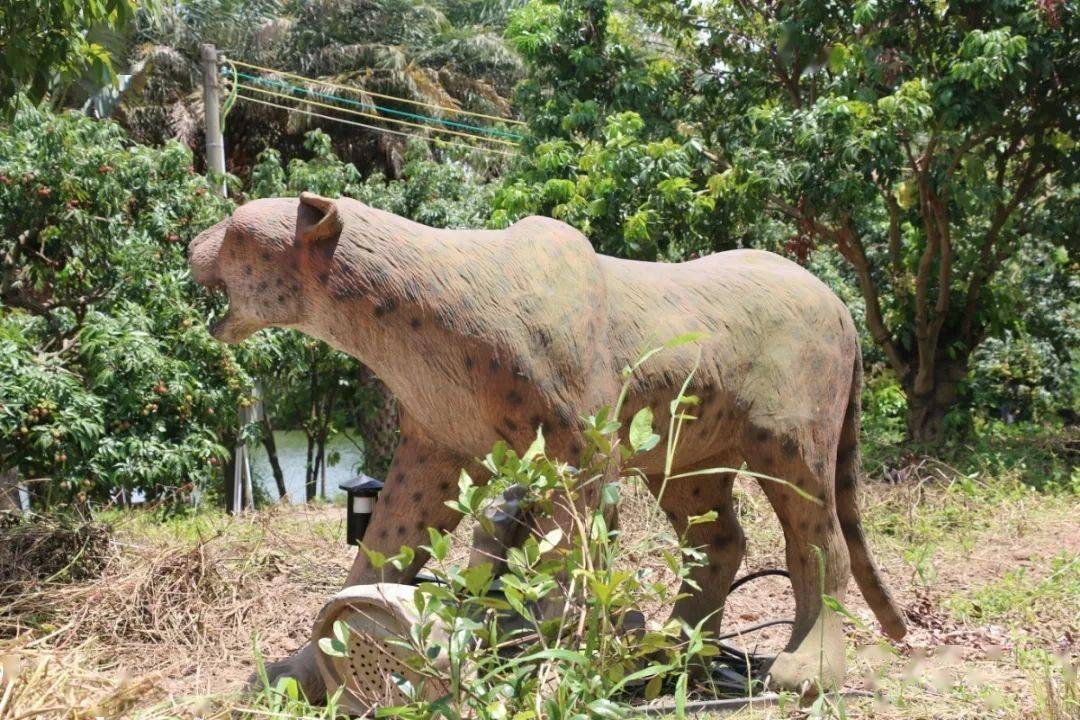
[201,43,227,197]
[203,43,249,513]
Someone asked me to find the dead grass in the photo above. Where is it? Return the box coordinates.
[1,459,1077,719]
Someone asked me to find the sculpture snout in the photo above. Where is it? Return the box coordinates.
[188,218,228,287]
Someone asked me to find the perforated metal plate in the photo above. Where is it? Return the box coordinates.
[313,583,451,716]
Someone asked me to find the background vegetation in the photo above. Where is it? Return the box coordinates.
[0,3,1077,719]
[0,0,1076,505]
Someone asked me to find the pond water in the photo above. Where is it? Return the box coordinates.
[9,430,364,508]
[250,430,365,502]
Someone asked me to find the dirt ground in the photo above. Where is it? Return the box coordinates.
[1,458,1077,719]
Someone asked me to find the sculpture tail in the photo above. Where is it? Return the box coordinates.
[836,353,907,641]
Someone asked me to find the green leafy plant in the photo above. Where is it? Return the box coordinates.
[327,340,822,718]
[0,99,246,509]
[505,0,1078,442]
[0,0,137,109]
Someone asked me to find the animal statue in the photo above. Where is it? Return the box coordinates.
[188,193,907,699]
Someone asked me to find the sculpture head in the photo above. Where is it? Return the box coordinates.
[188,192,342,343]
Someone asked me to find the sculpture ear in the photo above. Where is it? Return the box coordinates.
[297,192,343,244]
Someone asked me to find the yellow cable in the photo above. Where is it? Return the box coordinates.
[231,91,518,158]
[229,58,527,127]
[226,78,519,148]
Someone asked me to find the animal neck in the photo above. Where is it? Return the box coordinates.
[299,204,463,390]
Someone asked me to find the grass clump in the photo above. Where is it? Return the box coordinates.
[0,512,112,593]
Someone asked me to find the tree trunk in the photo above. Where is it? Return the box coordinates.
[260,416,288,501]
[304,431,317,502]
[0,467,21,512]
[224,448,238,513]
[903,360,967,443]
[316,440,326,499]
[905,394,949,443]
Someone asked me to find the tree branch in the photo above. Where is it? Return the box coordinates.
[959,158,1051,346]
[881,187,904,279]
[910,163,940,396]
[769,199,909,377]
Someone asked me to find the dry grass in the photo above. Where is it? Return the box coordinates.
[1,461,1077,719]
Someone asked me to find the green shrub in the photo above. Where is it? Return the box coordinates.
[355,392,712,718]
[319,342,839,717]
[0,101,246,507]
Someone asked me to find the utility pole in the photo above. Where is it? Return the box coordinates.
[202,43,253,513]
[201,44,227,197]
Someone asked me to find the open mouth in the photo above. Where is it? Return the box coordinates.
[198,279,258,343]
[199,279,234,340]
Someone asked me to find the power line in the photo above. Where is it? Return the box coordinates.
[229,91,518,157]
[230,70,524,141]
[228,58,526,127]
[224,76,519,148]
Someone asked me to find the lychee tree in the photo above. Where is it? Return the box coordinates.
[0,100,247,508]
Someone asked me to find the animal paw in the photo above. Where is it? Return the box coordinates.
[765,642,845,696]
[248,642,327,703]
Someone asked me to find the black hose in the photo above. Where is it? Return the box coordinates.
[715,618,793,642]
[728,568,790,594]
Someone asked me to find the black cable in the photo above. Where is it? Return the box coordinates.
[715,618,793,642]
[727,568,790,594]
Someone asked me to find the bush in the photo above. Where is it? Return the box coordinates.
[315,343,843,717]
[350,394,711,718]
[0,101,247,508]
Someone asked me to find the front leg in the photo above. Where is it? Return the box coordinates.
[344,426,472,584]
[260,418,470,700]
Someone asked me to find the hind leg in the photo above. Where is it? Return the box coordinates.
[747,431,850,692]
[650,456,746,636]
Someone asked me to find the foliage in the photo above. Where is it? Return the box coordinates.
[966,237,1079,423]
[861,366,909,447]
[0,0,137,110]
[494,1,750,259]
[351,358,731,719]
[863,419,1078,494]
[503,0,1079,442]
[249,129,496,228]
[491,112,726,260]
[111,0,524,176]
[643,0,1078,441]
[0,101,245,507]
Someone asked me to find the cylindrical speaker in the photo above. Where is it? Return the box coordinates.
[312,583,452,716]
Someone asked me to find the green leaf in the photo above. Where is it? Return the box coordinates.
[427,527,450,561]
[827,44,849,73]
[333,619,349,646]
[601,481,621,506]
[362,545,388,569]
[523,426,545,461]
[686,510,718,527]
[274,675,300,701]
[461,563,494,595]
[644,673,663,700]
[317,635,349,658]
[675,672,687,716]
[823,593,868,629]
[629,407,660,453]
[664,332,708,349]
[538,527,563,554]
[586,698,625,718]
